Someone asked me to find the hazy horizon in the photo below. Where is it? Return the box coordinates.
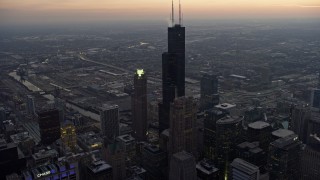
[1,0,320,27]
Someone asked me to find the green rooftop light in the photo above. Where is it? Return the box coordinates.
[137,69,144,77]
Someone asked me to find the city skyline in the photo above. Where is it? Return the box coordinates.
[1,0,320,26]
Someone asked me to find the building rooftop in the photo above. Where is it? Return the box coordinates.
[32,149,58,161]
[231,158,259,175]
[271,134,301,149]
[143,145,163,154]
[215,103,236,110]
[272,129,294,139]
[88,160,112,174]
[216,116,243,125]
[172,151,194,162]
[10,131,34,144]
[196,158,219,175]
[248,121,270,130]
[117,134,135,143]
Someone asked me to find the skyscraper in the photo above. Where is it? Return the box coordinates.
[200,73,219,110]
[311,89,320,108]
[61,121,77,151]
[215,116,243,179]
[203,108,227,160]
[268,134,302,180]
[159,1,185,133]
[100,105,119,141]
[38,109,61,145]
[291,105,310,143]
[169,96,197,156]
[230,158,260,180]
[169,151,197,180]
[247,121,272,151]
[26,95,35,116]
[132,69,148,141]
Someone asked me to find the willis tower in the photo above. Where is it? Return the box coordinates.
[159,0,185,133]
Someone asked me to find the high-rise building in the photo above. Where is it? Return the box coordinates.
[230,158,260,180]
[311,89,320,108]
[169,151,197,180]
[169,96,197,156]
[0,107,6,130]
[203,108,227,160]
[61,122,77,151]
[141,145,168,180]
[104,140,126,180]
[38,109,61,145]
[132,69,148,141]
[236,141,267,169]
[243,107,264,128]
[268,134,302,180]
[100,105,119,141]
[291,105,310,143]
[200,73,219,110]
[215,116,243,179]
[0,139,26,179]
[307,110,320,145]
[301,145,320,180]
[247,121,272,151]
[159,1,186,133]
[55,97,66,122]
[26,95,35,116]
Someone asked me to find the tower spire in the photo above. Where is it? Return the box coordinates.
[179,0,182,25]
[172,0,175,26]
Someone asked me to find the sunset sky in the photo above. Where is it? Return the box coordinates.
[1,0,320,25]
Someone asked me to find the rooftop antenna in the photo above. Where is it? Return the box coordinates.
[172,0,174,26]
[179,0,182,25]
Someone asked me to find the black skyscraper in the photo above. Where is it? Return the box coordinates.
[38,109,61,145]
[159,2,185,133]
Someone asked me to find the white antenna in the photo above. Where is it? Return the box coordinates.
[172,0,174,26]
[179,0,182,25]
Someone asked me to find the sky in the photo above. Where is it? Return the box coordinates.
[1,0,320,25]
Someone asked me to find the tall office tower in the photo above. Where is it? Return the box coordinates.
[61,121,77,151]
[236,141,266,169]
[132,69,148,141]
[54,98,66,122]
[100,105,119,141]
[169,151,197,180]
[247,121,272,151]
[200,73,219,110]
[142,145,168,180]
[243,107,264,128]
[0,107,6,130]
[307,110,320,145]
[230,158,260,180]
[169,96,197,156]
[38,109,61,145]
[203,108,227,160]
[0,139,26,179]
[311,89,320,108]
[291,105,310,143]
[159,1,186,133]
[26,95,35,116]
[215,116,243,179]
[301,145,320,180]
[268,134,303,180]
[104,140,126,180]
